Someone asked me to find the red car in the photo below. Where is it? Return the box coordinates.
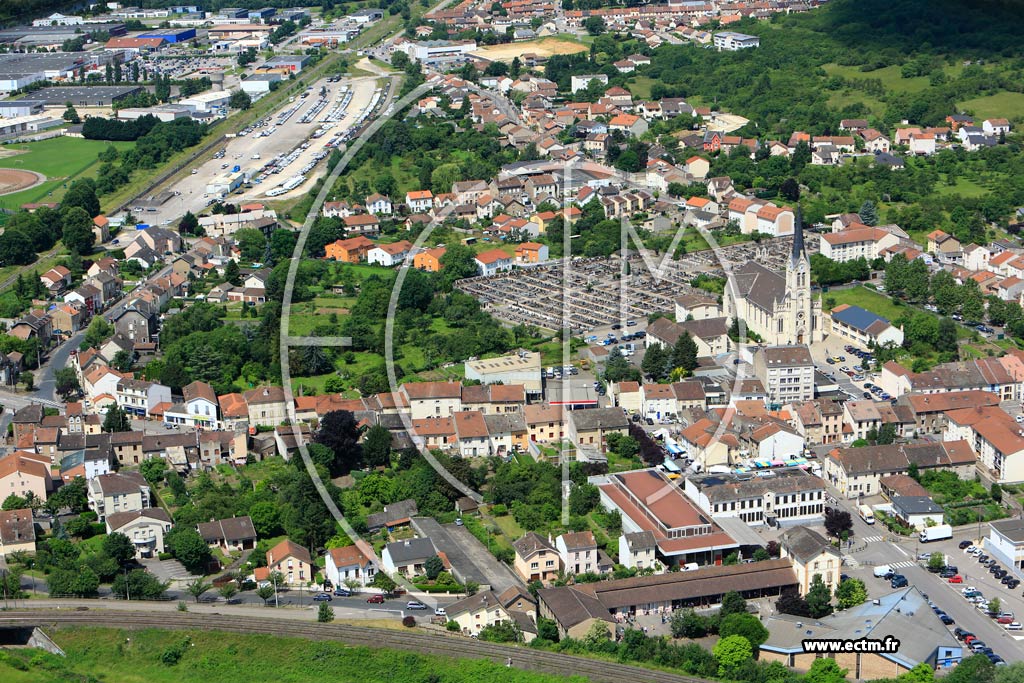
[997,616,1015,624]
[366,594,385,603]
[948,575,963,584]
[964,635,977,645]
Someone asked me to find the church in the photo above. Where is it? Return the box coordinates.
[723,208,823,346]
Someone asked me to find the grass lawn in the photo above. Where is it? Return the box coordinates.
[18,627,583,683]
[826,90,886,118]
[959,91,1024,121]
[935,175,990,198]
[822,63,932,94]
[0,137,133,208]
[492,514,525,539]
[823,285,910,322]
[628,76,658,100]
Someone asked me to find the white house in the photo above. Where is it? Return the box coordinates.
[105,508,173,559]
[983,118,1011,136]
[474,249,514,276]
[367,240,413,267]
[555,530,601,576]
[405,190,434,213]
[182,380,219,428]
[324,543,377,587]
[365,193,393,215]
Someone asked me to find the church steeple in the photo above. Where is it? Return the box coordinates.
[791,204,805,266]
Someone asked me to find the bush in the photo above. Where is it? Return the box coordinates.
[446,620,460,631]
[402,616,416,627]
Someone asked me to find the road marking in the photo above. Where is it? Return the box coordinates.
[889,561,915,569]
[893,544,908,557]
[861,535,883,543]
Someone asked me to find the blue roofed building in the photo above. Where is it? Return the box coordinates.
[826,304,904,349]
[760,585,962,676]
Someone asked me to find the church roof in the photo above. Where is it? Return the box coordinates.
[731,261,787,314]
[791,204,805,265]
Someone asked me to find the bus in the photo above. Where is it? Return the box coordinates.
[858,504,875,525]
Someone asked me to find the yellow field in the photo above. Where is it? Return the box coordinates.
[470,37,587,62]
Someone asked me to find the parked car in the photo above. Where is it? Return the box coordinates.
[948,575,964,584]
[434,607,447,617]
[313,593,332,602]
[367,594,385,603]
[953,628,972,641]
[1008,622,1023,631]
[939,614,955,625]
[997,616,1015,624]
[333,588,352,597]
[959,540,973,550]
[406,601,428,610]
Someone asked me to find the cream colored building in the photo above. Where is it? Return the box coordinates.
[513,532,562,584]
[780,526,841,595]
[723,215,823,346]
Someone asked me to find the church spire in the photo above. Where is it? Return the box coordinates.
[791,204,805,265]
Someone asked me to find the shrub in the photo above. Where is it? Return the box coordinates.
[446,620,460,631]
[402,616,416,627]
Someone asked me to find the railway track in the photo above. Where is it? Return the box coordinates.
[0,610,709,683]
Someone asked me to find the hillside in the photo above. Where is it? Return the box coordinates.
[635,0,1024,135]
[0,627,586,683]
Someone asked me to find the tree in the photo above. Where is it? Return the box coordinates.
[805,658,848,683]
[928,553,946,573]
[583,15,605,35]
[63,103,80,123]
[140,458,167,486]
[989,597,1001,614]
[991,483,1003,504]
[362,424,392,468]
[61,207,96,255]
[670,609,710,638]
[713,634,753,677]
[780,177,800,201]
[318,602,335,622]
[84,316,114,348]
[55,367,80,398]
[834,577,867,609]
[824,508,853,539]
[372,572,397,595]
[224,259,242,286]
[479,620,521,643]
[187,578,212,603]
[719,612,769,649]
[112,568,169,599]
[236,228,267,262]
[777,588,811,616]
[936,317,958,354]
[48,566,100,597]
[248,500,283,538]
[63,180,100,218]
[314,410,364,475]
[806,574,833,618]
[229,89,252,110]
[102,405,132,433]
[720,590,748,617]
[102,532,136,566]
[219,583,238,602]
[165,527,213,575]
[256,584,276,605]
[179,211,201,236]
[424,555,444,581]
[859,200,879,226]
[670,332,698,374]
[111,349,134,372]
[20,372,34,391]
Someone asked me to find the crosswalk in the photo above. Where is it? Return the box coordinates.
[861,535,884,544]
[888,560,916,569]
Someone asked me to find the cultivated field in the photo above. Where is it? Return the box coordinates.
[470,37,586,62]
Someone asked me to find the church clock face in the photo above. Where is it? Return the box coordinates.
[797,311,806,322]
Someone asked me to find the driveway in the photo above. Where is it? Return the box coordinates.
[411,517,523,594]
[142,558,198,583]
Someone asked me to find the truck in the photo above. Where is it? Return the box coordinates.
[920,524,953,543]
[858,504,875,525]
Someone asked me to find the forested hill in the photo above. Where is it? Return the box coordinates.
[633,0,1024,136]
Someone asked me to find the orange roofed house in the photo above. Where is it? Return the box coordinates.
[324,235,374,263]
[514,242,548,263]
[413,246,446,272]
[255,538,313,586]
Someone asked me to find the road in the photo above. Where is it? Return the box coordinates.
[829,487,1024,663]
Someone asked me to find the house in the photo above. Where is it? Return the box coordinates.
[779,526,841,596]
[926,230,961,260]
[827,304,904,349]
[444,589,520,637]
[105,508,173,558]
[889,496,945,530]
[819,227,899,263]
[243,386,288,427]
[367,240,413,267]
[567,407,629,454]
[474,248,514,276]
[197,516,257,552]
[40,266,71,293]
[366,499,419,533]
[324,235,374,262]
[365,193,393,215]
[983,118,1011,136]
[405,190,434,213]
[263,538,313,585]
[381,537,437,578]
[513,531,562,583]
[822,441,975,498]
[324,543,377,587]
[87,471,150,522]
[675,293,720,322]
[342,214,381,236]
[555,530,604,576]
[413,246,446,272]
[618,530,658,571]
[0,452,52,503]
[180,380,219,428]
[401,381,462,419]
[0,508,36,558]
[514,242,548,264]
[608,113,647,137]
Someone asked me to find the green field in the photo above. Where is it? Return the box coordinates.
[822,63,952,94]
[0,137,133,208]
[3,627,583,683]
[823,285,909,322]
[958,91,1024,121]
[935,175,990,198]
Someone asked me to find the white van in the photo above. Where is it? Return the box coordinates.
[873,565,892,578]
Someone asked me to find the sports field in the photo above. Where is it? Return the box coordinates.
[0,136,132,208]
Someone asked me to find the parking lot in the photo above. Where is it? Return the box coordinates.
[139,73,384,227]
